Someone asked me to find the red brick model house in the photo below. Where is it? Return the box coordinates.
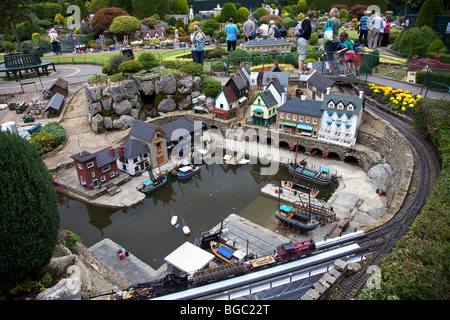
[71,147,120,189]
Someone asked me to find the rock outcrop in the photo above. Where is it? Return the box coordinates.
[85,74,209,132]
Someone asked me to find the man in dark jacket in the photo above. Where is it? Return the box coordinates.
[297,11,314,76]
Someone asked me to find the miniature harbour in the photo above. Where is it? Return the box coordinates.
[58,138,388,287]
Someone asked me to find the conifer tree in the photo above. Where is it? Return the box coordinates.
[0,131,60,282]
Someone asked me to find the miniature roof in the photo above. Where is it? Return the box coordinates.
[70,150,96,163]
[277,97,323,117]
[266,77,285,96]
[129,119,165,143]
[44,92,65,111]
[92,146,119,168]
[306,70,336,93]
[160,118,203,143]
[221,85,238,103]
[50,78,69,90]
[164,241,215,274]
[227,74,246,90]
[321,93,364,115]
[255,90,277,108]
[116,138,149,159]
[242,38,291,46]
[260,71,289,87]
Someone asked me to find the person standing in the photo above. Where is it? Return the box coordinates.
[257,21,269,38]
[324,7,341,74]
[377,16,386,47]
[225,18,239,51]
[49,28,60,55]
[358,11,370,46]
[190,23,206,64]
[337,31,356,77]
[381,17,392,47]
[268,20,276,39]
[368,12,383,49]
[243,15,256,41]
[296,11,314,76]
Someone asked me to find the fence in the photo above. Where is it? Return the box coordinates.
[188,0,263,13]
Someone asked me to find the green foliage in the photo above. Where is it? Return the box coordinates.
[426,39,447,54]
[108,0,133,14]
[415,0,444,29]
[109,54,131,74]
[296,0,309,13]
[237,7,250,23]
[254,7,268,19]
[89,0,108,13]
[75,0,88,18]
[178,61,203,76]
[168,16,177,26]
[202,19,221,36]
[220,3,238,23]
[339,9,349,20]
[392,26,440,57]
[172,0,189,14]
[90,7,130,31]
[118,59,143,74]
[137,52,159,70]
[64,230,82,252]
[41,122,66,144]
[109,15,141,34]
[10,271,52,295]
[0,131,60,283]
[200,75,222,98]
[29,132,59,155]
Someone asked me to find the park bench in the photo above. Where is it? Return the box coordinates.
[0,52,55,80]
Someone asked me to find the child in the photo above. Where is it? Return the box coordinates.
[337,31,356,77]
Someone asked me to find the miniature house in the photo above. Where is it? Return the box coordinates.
[115,139,151,176]
[71,147,120,189]
[240,38,291,53]
[276,96,322,137]
[250,90,278,127]
[44,92,65,117]
[214,86,238,120]
[318,90,365,147]
[49,78,69,97]
[264,77,288,107]
[304,70,342,101]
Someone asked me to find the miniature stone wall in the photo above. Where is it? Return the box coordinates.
[84,73,215,133]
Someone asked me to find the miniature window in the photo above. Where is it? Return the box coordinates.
[101,176,106,182]
[299,116,304,122]
[293,114,297,121]
[328,102,334,108]
[313,118,317,125]
[102,164,111,173]
[286,113,290,120]
[110,171,115,178]
[306,117,310,123]
[78,164,83,170]
[279,112,284,119]
[87,161,94,169]
[91,171,96,178]
[337,103,344,110]
[347,104,354,111]
[80,178,86,185]
[220,104,224,109]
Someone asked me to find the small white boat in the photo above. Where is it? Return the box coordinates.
[182,218,190,236]
[171,212,178,226]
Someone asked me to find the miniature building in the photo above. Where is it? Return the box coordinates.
[250,71,289,90]
[142,29,165,42]
[406,54,450,84]
[240,38,291,53]
[71,147,120,189]
[318,90,365,147]
[304,70,343,100]
[49,78,69,97]
[214,86,238,120]
[160,118,204,158]
[250,90,278,127]
[224,74,248,99]
[115,139,151,176]
[264,77,288,107]
[44,92,65,117]
[128,120,168,167]
[276,96,322,137]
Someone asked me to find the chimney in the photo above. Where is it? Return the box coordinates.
[359,91,364,99]
[109,146,115,156]
[326,87,331,95]
[281,92,287,105]
[301,95,306,100]
[118,145,124,156]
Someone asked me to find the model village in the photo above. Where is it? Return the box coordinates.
[1,55,398,300]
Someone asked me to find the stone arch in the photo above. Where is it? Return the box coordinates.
[311,148,323,157]
[327,152,340,160]
[344,155,359,166]
[279,140,290,150]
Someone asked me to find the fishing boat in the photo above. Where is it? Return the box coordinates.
[172,159,191,176]
[177,165,201,179]
[210,241,246,263]
[274,205,320,232]
[140,175,167,193]
[289,163,331,185]
[193,146,215,162]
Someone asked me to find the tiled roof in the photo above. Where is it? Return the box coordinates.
[221,85,238,103]
[70,150,96,163]
[44,92,65,111]
[258,90,277,107]
[116,138,149,159]
[321,93,364,115]
[129,119,160,142]
[260,72,289,87]
[277,98,323,117]
[306,70,336,93]
[160,118,204,143]
[93,147,119,168]
[267,77,285,95]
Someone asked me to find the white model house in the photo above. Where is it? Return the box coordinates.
[318,90,364,147]
[115,138,151,176]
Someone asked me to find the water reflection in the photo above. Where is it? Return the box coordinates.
[59,162,337,269]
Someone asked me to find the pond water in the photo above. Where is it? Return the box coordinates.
[58,161,338,269]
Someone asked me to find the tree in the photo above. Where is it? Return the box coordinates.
[137,52,159,70]
[220,3,238,23]
[131,0,154,20]
[237,7,250,23]
[415,0,444,29]
[0,131,60,282]
[89,0,108,13]
[91,7,130,31]
[75,0,88,19]
[109,15,141,34]
[107,0,133,14]
[296,0,309,13]
[172,0,189,15]
[118,59,143,74]
[0,0,33,55]
[202,19,221,36]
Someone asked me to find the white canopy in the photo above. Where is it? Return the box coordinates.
[164,242,215,274]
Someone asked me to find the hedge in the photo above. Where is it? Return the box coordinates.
[416,70,450,91]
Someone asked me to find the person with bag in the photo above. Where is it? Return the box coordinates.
[296,11,314,76]
[336,31,357,77]
[324,7,340,74]
[358,11,370,46]
[190,23,206,64]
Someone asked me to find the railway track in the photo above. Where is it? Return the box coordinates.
[336,86,441,300]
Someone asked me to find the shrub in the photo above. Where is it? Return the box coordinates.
[137,52,159,70]
[392,26,440,57]
[179,61,203,76]
[237,7,250,23]
[41,122,66,144]
[426,39,447,53]
[220,3,238,23]
[415,0,444,29]
[202,19,221,36]
[109,54,131,74]
[200,75,222,98]
[118,59,143,74]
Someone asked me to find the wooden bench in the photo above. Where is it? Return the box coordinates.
[0,52,56,80]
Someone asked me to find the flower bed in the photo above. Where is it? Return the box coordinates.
[365,83,422,117]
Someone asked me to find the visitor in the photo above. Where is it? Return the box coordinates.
[225,18,239,51]
[324,7,341,74]
[337,31,357,77]
[381,17,392,47]
[358,11,370,46]
[243,15,256,41]
[190,23,206,64]
[296,11,314,76]
[368,12,383,49]
[268,20,276,39]
[257,21,269,39]
[377,16,386,47]
[353,43,365,76]
[49,28,60,55]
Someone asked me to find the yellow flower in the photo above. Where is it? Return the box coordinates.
[390,97,395,100]
[409,104,414,108]
[402,107,406,112]
[374,89,379,93]
[417,95,422,99]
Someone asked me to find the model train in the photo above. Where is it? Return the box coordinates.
[90,239,316,300]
